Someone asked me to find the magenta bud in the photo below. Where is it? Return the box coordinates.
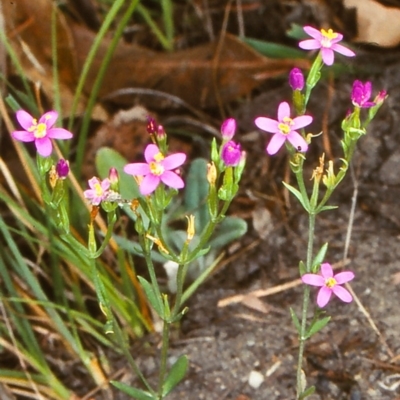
[221,140,241,166]
[374,90,387,105]
[157,124,166,139]
[221,118,236,140]
[289,68,304,91]
[108,167,119,192]
[147,116,157,135]
[56,159,69,179]
[351,80,375,108]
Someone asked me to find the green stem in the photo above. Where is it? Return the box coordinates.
[296,212,315,399]
[157,318,171,398]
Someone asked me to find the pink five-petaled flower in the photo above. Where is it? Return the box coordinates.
[351,80,375,108]
[84,177,111,206]
[254,101,312,155]
[12,110,73,157]
[301,263,355,308]
[299,26,355,66]
[124,144,186,195]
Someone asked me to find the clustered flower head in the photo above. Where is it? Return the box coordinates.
[299,26,355,66]
[124,144,186,195]
[12,110,73,157]
[255,102,312,155]
[351,80,376,108]
[83,177,111,206]
[301,263,355,308]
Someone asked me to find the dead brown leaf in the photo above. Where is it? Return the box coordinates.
[70,24,307,109]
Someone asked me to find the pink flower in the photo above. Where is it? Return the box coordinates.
[301,263,355,308]
[124,144,186,195]
[221,118,236,140]
[84,177,111,206]
[12,110,73,157]
[254,102,312,155]
[299,26,355,66]
[221,140,241,166]
[351,80,375,108]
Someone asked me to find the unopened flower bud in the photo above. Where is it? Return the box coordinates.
[289,67,304,91]
[108,167,119,192]
[221,118,236,140]
[374,90,387,105]
[157,125,166,140]
[146,116,157,135]
[56,159,69,179]
[221,141,241,166]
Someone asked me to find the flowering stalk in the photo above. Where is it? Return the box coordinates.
[254,26,385,399]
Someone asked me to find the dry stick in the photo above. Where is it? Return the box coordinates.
[218,259,350,308]
[343,163,394,358]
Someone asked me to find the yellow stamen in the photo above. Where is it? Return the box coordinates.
[149,161,164,176]
[153,152,164,162]
[325,277,337,288]
[34,122,47,138]
[321,28,338,40]
[278,123,291,135]
[94,183,103,197]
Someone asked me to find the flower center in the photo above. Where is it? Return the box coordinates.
[34,123,47,138]
[153,152,164,162]
[320,29,337,48]
[94,183,104,197]
[278,117,294,135]
[149,161,164,176]
[325,277,337,288]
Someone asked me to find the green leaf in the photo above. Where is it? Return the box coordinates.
[299,385,316,400]
[137,276,163,318]
[241,37,306,59]
[298,260,306,276]
[305,316,331,339]
[209,216,247,249]
[317,205,338,213]
[95,147,140,199]
[110,381,154,400]
[289,307,301,335]
[282,182,310,211]
[311,243,328,272]
[184,158,210,233]
[162,355,188,396]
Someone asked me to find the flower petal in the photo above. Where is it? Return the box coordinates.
[321,48,334,66]
[317,286,332,308]
[320,263,334,278]
[303,26,323,40]
[39,111,58,129]
[162,153,186,170]
[144,144,161,163]
[266,133,286,155]
[287,131,308,152]
[292,115,313,130]
[332,285,353,303]
[47,127,73,139]
[160,170,184,189]
[301,273,325,287]
[298,39,321,50]
[334,271,355,284]
[35,137,53,157]
[16,110,35,130]
[88,177,101,189]
[140,174,160,195]
[254,117,279,134]
[12,130,35,142]
[331,43,356,57]
[124,163,150,176]
[277,102,291,121]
